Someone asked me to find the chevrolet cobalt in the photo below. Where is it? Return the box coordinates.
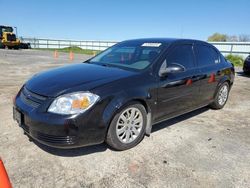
[13,39,235,150]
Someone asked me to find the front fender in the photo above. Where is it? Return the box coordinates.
[101,89,154,136]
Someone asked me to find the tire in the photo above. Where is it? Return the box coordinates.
[210,82,230,109]
[13,46,19,50]
[106,102,147,151]
[0,42,4,49]
[243,70,250,75]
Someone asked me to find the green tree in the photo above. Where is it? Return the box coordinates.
[207,33,227,42]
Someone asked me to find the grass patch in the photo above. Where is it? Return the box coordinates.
[35,46,100,55]
[225,54,244,67]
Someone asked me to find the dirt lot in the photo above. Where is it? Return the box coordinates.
[0,49,250,188]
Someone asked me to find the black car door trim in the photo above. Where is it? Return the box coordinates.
[162,92,192,103]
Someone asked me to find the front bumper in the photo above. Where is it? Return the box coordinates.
[13,88,108,148]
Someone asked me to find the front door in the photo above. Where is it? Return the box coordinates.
[155,44,200,122]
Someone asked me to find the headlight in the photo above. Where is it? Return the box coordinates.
[48,92,100,115]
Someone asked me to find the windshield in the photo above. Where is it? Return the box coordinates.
[89,41,167,70]
[1,27,13,33]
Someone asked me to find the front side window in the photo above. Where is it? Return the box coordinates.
[166,44,195,69]
[89,41,167,70]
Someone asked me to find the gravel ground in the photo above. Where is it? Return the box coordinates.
[0,49,250,188]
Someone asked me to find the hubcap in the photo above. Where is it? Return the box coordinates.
[116,107,143,144]
[218,85,228,106]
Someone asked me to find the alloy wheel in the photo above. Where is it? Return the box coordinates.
[218,85,228,106]
[116,107,143,144]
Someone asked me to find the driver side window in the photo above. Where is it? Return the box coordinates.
[160,44,195,73]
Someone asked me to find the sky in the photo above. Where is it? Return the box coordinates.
[1,0,249,41]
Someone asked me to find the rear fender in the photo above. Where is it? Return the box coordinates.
[213,76,231,99]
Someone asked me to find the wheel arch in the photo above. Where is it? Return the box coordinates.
[213,76,231,99]
[218,76,231,88]
[126,99,152,136]
[102,96,153,138]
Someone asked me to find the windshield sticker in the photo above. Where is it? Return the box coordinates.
[142,43,162,47]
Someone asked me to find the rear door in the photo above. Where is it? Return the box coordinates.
[155,43,200,121]
[194,43,223,104]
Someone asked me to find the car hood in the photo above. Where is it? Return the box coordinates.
[25,63,136,97]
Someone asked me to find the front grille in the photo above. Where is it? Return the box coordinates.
[20,123,76,145]
[7,33,16,41]
[36,132,77,145]
[20,87,47,108]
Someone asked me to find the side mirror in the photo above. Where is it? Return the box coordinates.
[159,63,185,77]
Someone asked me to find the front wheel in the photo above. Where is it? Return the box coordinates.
[210,82,230,109]
[106,103,147,150]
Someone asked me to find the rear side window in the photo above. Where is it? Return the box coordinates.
[166,44,195,69]
[196,44,220,66]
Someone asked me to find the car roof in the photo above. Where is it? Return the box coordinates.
[123,38,209,45]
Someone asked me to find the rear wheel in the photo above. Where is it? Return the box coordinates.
[106,103,147,150]
[210,82,229,109]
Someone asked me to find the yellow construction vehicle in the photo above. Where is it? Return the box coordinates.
[0,25,30,49]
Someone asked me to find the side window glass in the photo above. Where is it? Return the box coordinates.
[210,47,220,64]
[166,45,194,69]
[196,44,219,66]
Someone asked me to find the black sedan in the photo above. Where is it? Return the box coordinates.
[243,54,250,74]
[13,38,235,150]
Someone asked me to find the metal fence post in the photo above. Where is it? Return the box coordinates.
[38,39,40,48]
[230,44,233,54]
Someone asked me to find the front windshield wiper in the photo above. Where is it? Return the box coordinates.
[90,62,113,67]
[87,61,137,72]
[83,59,90,63]
[100,63,112,67]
